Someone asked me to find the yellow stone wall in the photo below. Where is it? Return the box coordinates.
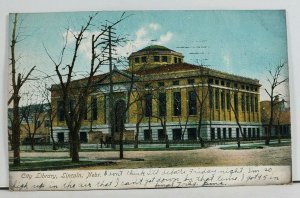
[51,75,261,128]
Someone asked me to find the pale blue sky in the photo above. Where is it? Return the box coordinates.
[9,10,289,101]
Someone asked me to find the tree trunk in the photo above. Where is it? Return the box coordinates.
[237,138,241,148]
[119,131,124,159]
[50,124,57,150]
[134,125,139,149]
[165,134,169,149]
[12,96,21,165]
[69,129,80,162]
[265,127,271,145]
[30,138,35,151]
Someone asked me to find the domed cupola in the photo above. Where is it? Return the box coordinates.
[128,45,184,71]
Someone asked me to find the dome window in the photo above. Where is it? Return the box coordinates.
[162,56,168,62]
[134,57,140,63]
[174,57,178,63]
[141,56,147,63]
[153,56,160,62]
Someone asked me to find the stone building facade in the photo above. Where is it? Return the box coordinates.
[51,45,263,143]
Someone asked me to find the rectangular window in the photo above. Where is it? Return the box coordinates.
[234,83,238,88]
[252,128,256,138]
[226,92,230,110]
[172,80,179,86]
[158,82,164,87]
[255,97,258,112]
[153,56,160,62]
[178,58,182,63]
[221,91,225,109]
[134,57,140,63]
[248,128,251,138]
[236,128,240,138]
[215,89,219,109]
[223,128,227,139]
[257,128,260,138]
[221,81,225,86]
[174,57,178,63]
[243,128,246,137]
[208,78,214,84]
[246,95,250,111]
[188,128,197,140]
[172,129,182,141]
[144,130,152,141]
[58,101,65,121]
[241,94,245,111]
[145,94,152,117]
[234,93,238,111]
[226,82,230,87]
[173,92,181,116]
[217,128,221,139]
[162,56,168,62]
[250,96,254,112]
[159,93,166,117]
[158,129,165,141]
[215,79,219,85]
[80,132,88,143]
[209,88,214,109]
[229,128,232,139]
[211,128,215,140]
[141,56,147,63]
[92,97,98,120]
[188,91,197,115]
[57,132,64,143]
[188,79,195,85]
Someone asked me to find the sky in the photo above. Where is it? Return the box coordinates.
[9,10,289,103]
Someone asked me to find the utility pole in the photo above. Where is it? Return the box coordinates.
[101,25,117,149]
[108,26,115,148]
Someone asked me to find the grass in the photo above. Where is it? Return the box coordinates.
[80,146,206,152]
[9,160,114,171]
[21,146,207,153]
[220,141,291,150]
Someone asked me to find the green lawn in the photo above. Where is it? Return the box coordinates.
[9,160,114,171]
[220,141,290,150]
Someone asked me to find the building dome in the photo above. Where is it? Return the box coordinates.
[128,45,184,71]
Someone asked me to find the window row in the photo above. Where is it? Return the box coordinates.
[211,127,260,140]
[143,128,197,141]
[148,79,195,89]
[207,78,258,91]
[145,91,197,117]
[134,56,182,64]
[209,89,258,112]
[58,97,98,121]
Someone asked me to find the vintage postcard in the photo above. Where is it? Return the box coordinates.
[8,10,291,190]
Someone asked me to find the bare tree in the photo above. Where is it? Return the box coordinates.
[20,93,46,150]
[264,62,288,145]
[9,13,36,165]
[228,88,247,148]
[193,66,211,147]
[151,90,169,148]
[45,13,128,162]
[41,84,58,150]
